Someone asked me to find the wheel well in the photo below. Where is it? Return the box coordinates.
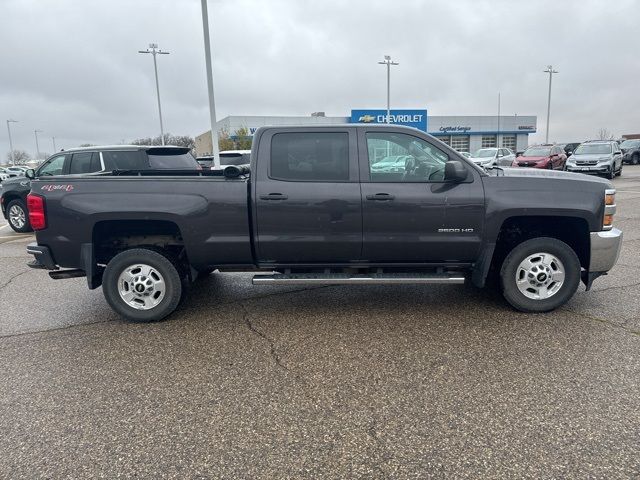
[93,220,188,271]
[491,216,590,274]
[2,192,24,206]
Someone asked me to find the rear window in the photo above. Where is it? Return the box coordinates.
[147,150,199,169]
[69,152,101,174]
[102,151,142,170]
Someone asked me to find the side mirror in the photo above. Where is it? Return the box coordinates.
[444,160,467,182]
[516,151,523,157]
[25,169,36,180]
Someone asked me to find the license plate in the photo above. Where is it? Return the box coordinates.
[581,167,591,171]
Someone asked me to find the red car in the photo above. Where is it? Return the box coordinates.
[512,145,567,170]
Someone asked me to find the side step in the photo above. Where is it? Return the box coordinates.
[252,273,466,285]
[49,269,86,280]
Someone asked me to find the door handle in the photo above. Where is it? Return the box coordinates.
[366,193,395,201]
[260,193,288,200]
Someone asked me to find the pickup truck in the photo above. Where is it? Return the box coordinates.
[25,125,622,322]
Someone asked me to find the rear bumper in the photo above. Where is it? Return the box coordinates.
[26,242,58,270]
[590,228,622,273]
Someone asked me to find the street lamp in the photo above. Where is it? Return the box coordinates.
[378,55,399,123]
[138,43,170,145]
[200,0,221,168]
[543,65,558,144]
[6,119,18,166]
[52,136,57,152]
[34,129,43,159]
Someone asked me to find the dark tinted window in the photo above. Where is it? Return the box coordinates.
[270,132,349,181]
[220,153,251,166]
[197,157,213,168]
[69,152,101,174]
[147,150,199,169]
[102,151,142,170]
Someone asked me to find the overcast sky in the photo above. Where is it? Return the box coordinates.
[1,0,638,158]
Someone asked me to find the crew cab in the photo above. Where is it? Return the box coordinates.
[1,145,199,232]
[25,125,622,322]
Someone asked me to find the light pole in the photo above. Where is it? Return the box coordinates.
[378,55,399,123]
[6,119,17,166]
[497,92,501,147]
[543,65,558,144]
[139,43,170,145]
[34,129,43,159]
[52,136,57,152]
[200,0,220,168]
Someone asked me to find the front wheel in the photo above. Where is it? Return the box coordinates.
[500,237,581,313]
[7,199,32,233]
[102,248,182,322]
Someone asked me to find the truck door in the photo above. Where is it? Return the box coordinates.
[254,128,362,264]
[359,129,485,263]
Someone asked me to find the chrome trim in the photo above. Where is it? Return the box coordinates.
[590,228,622,272]
[99,151,105,171]
[252,274,466,285]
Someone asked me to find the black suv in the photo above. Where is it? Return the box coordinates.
[1,145,199,232]
[620,139,640,165]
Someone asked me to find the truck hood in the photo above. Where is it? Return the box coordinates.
[0,176,30,188]
[488,166,611,186]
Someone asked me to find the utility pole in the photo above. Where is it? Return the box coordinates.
[200,0,221,168]
[52,136,57,152]
[497,92,501,147]
[378,55,399,123]
[139,43,170,145]
[34,129,43,159]
[543,65,558,144]
[6,119,17,166]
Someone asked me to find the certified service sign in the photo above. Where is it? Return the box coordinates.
[350,109,428,131]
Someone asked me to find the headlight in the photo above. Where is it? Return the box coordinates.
[598,157,611,163]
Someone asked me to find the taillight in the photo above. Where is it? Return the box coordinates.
[27,193,46,230]
[603,188,616,230]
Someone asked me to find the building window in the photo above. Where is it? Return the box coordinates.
[450,135,470,152]
[482,135,497,148]
[437,135,451,146]
[502,135,516,151]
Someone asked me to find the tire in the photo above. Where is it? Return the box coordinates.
[6,199,32,233]
[500,237,581,313]
[616,162,622,177]
[102,248,182,322]
[632,154,639,165]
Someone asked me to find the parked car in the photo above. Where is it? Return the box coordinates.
[470,148,515,167]
[565,140,623,179]
[563,143,581,157]
[512,145,567,170]
[620,139,640,165]
[0,169,9,182]
[459,151,471,159]
[5,166,27,177]
[370,155,410,173]
[1,145,199,233]
[26,124,621,322]
[197,150,252,169]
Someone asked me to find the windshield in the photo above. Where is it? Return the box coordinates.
[523,147,551,156]
[620,140,640,149]
[473,149,497,158]
[574,144,612,155]
[220,153,251,166]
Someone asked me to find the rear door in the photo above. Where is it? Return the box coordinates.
[359,128,485,263]
[254,128,362,264]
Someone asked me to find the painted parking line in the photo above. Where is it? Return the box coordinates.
[0,234,33,240]
[0,224,11,230]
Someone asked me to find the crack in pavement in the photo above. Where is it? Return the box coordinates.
[0,268,31,292]
[562,307,640,337]
[240,302,290,373]
[590,280,640,294]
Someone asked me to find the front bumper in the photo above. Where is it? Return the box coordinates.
[590,228,622,273]
[566,164,612,174]
[26,242,58,270]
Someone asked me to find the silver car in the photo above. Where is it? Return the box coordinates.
[565,141,623,179]
[469,147,515,168]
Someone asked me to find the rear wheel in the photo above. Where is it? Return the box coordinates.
[102,248,182,322]
[500,237,581,313]
[7,199,32,233]
[632,154,639,165]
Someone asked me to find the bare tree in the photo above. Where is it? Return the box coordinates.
[597,128,615,140]
[131,133,196,152]
[6,150,31,165]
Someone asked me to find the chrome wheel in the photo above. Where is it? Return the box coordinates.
[9,204,26,229]
[118,263,166,310]
[515,252,565,300]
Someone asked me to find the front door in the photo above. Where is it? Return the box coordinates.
[359,129,485,263]
[255,128,362,264]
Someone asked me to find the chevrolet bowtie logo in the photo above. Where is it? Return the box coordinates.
[358,115,376,123]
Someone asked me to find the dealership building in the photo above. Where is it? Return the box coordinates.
[195,110,537,157]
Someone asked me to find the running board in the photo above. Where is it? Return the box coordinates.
[49,269,86,280]
[252,273,466,285]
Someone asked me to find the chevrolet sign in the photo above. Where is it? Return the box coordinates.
[350,109,428,131]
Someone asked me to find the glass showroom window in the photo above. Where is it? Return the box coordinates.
[502,135,516,151]
[451,135,470,152]
[482,135,497,148]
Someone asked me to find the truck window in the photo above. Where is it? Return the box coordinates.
[270,132,349,181]
[147,150,200,169]
[38,155,66,176]
[367,132,448,182]
[102,151,142,170]
[69,152,101,174]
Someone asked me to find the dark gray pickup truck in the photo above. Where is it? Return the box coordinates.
[25,125,622,322]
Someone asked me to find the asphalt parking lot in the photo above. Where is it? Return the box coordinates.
[1,170,639,478]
